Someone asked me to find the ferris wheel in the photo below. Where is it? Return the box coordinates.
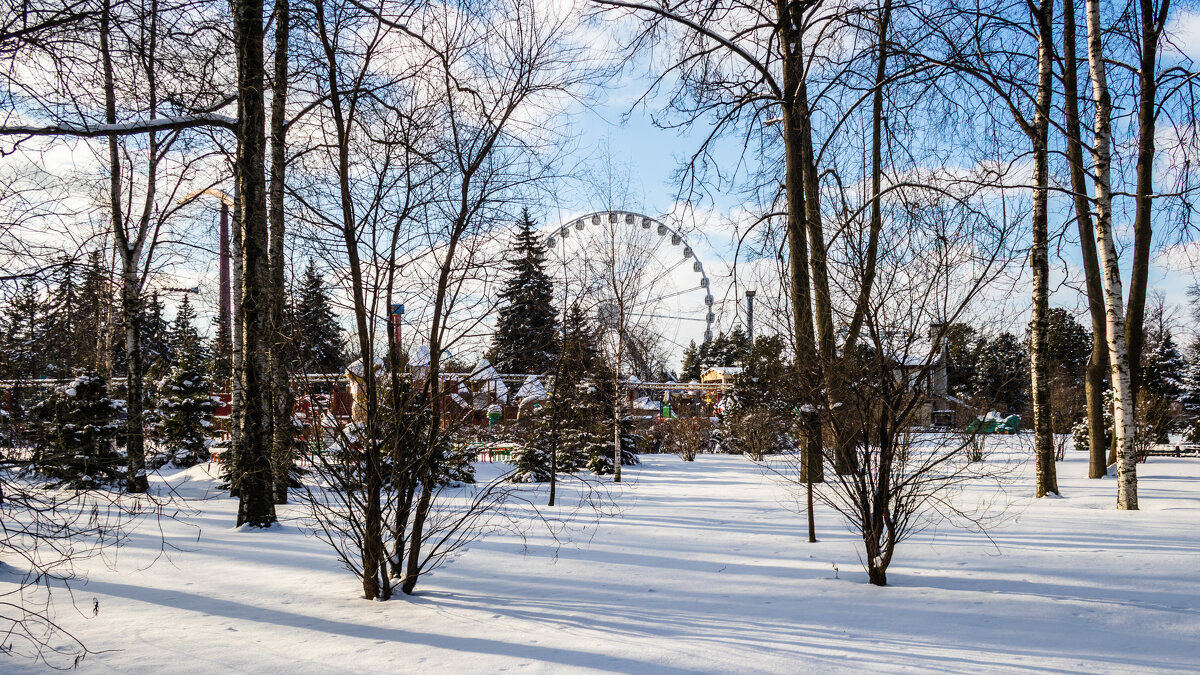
[544,211,716,357]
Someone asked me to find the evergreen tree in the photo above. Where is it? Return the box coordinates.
[1140,328,1185,443]
[292,259,346,373]
[943,323,978,397]
[138,292,173,374]
[1141,329,1185,400]
[714,328,752,367]
[490,210,558,374]
[716,335,795,457]
[78,248,113,372]
[42,257,81,377]
[168,294,203,359]
[514,302,633,482]
[1180,338,1200,442]
[1045,308,1092,384]
[32,372,124,488]
[149,296,217,467]
[2,279,48,379]
[1180,338,1200,410]
[680,340,701,381]
[972,332,1029,414]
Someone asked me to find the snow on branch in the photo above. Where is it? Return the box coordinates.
[0,113,237,138]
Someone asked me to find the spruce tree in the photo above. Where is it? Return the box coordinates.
[32,372,124,489]
[150,295,217,467]
[490,210,558,374]
[1,280,46,379]
[139,293,173,375]
[43,257,80,377]
[1140,329,1185,443]
[515,302,630,482]
[78,248,113,372]
[292,259,346,373]
[943,323,979,398]
[1141,329,1185,400]
[1180,338,1200,441]
[680,340,701,381]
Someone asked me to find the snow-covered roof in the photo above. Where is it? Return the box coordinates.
[702,366,743,377]
[516,374,547,401]
[632,396,662,411]
[409,345,452,368]
[468,358,509,398]
[894,338,943,367]
[345,356,385,378]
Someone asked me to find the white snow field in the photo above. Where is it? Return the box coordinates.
[8,447,1200,674]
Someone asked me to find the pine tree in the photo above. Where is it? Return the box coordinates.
[1141,329,1185,400]
[717,335,795,457]
[1045,308,1092,384]
[490,210,558,374]
[291,259,346,373]
[149,296,217,467]
[514,303,628,482]
[1140,328,1185,443]
[943,323,979,398]
[1180,338,1200,442]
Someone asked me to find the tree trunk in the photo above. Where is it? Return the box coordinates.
[1061,0,1109,479]
[101,0,149,494]
[268,0,291,506]
[232,0,277,528]
[229,183,244,497]
[613,328,623,483]
[845,0,891,353]
[313,0,385,595]
[778,0,822,493]
[1124,0,1167,397]
[1029,0,1058,498]
[1086,0,1137,509]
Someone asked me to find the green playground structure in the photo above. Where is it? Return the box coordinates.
[965,414,1021,435]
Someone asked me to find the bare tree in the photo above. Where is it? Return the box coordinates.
[287,0,598,599]
[769,191,1020,586]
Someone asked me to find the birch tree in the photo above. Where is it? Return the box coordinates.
[1085,0,1136,509]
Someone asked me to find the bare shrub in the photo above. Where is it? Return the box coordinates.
[651,417,712,461]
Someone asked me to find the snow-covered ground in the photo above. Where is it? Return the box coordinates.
[7,445,1200,673]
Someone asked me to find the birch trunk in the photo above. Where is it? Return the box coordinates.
[102,0,150,494]
[1086,0,1138,509]
[1029,0,1058,497]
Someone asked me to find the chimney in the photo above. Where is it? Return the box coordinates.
[928,320,946,343]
